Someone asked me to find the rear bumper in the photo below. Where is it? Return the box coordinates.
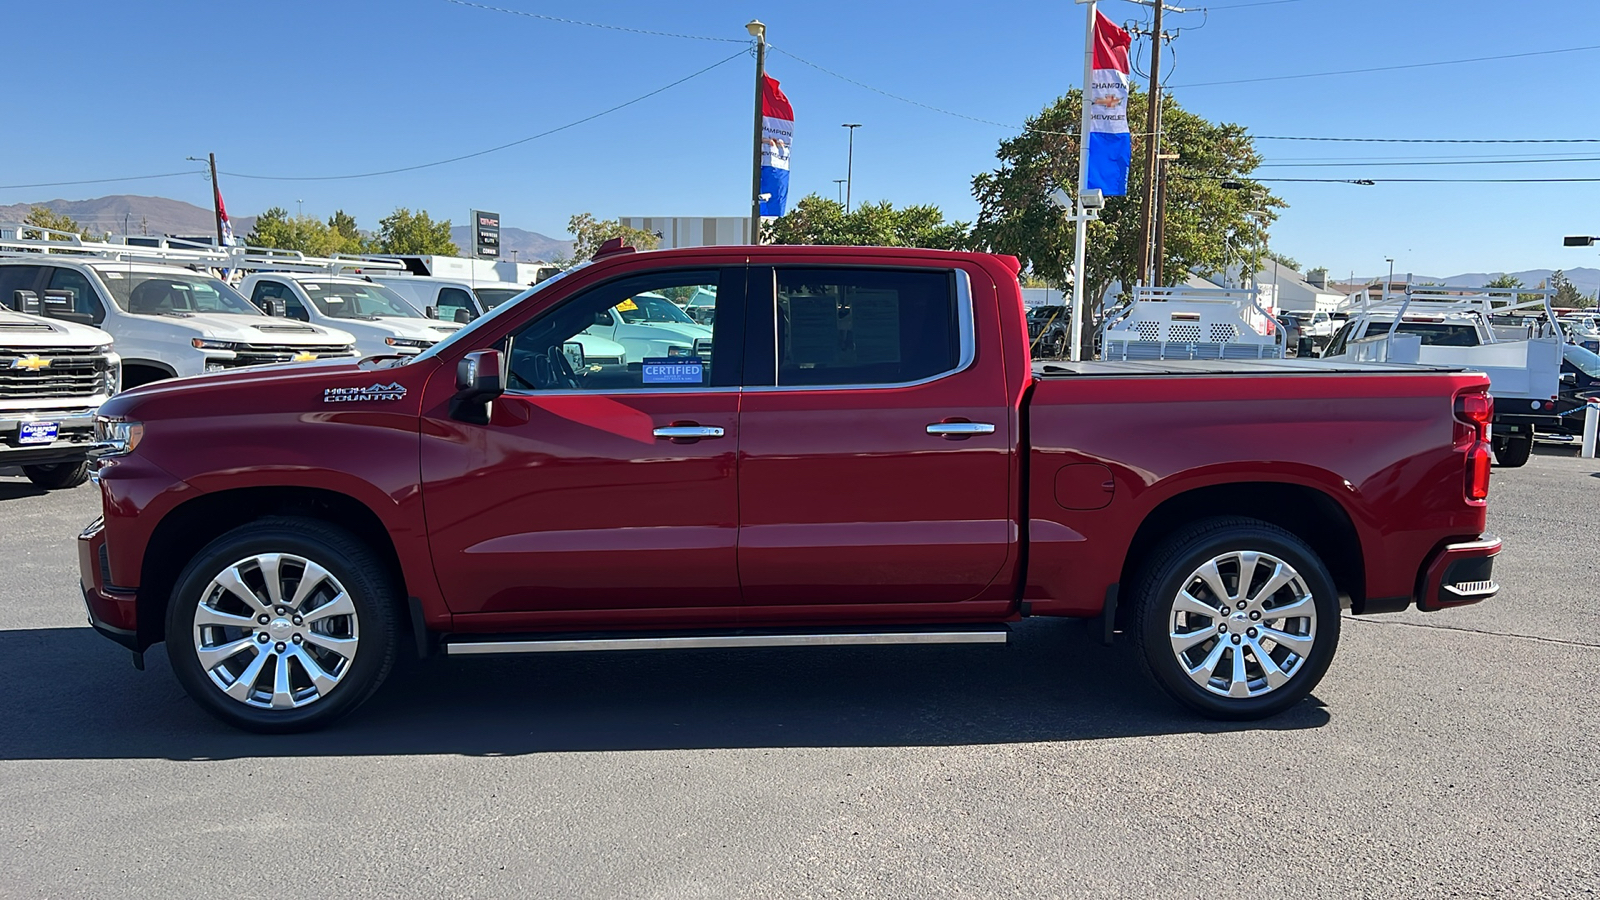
[77,516,142,651]
[1416,533,1501,612]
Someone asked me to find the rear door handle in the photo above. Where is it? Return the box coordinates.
[653,425,725,440]
[926,422,996,437]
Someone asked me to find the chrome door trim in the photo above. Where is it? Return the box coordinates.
[444,628,1009,655]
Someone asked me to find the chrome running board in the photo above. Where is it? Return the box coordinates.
[443,625,1010,656]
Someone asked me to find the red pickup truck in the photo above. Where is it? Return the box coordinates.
[79,243,1501,732]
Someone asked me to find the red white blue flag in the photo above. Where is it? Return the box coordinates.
[759,74,793,217]
[1085,11,1132,196]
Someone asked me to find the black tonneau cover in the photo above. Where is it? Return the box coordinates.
[1035,359,1467,378]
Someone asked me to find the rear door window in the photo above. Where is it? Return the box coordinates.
[765,267,960,387]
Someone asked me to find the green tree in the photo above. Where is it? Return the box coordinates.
[1484,273,1524,290]
[970,87,1281,308]
[327,209,370,252]
[377,208,458,255]
[245,206,351,255]
[24,206,102,241]
[763,195,971,249]
[561,213,660,265]
[1550,270,1595,309]
[1266,251,1300,272]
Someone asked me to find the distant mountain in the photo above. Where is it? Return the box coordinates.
[1356,268,1600,297]
[449,224,571,263]
[0,195,574,261]
[0,195,256,240]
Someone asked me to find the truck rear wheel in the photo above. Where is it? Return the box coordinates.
[1494,434,1532,468]
[1130,517,1341,720]
[164,517,398,733]
[22,461,89,489]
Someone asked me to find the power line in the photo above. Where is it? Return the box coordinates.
[767,46,1022,129]
[1254,135,1600,144]
[220,48,747,182]
[1195,0,1320,9]
[441,0,746,42]
[1175,43,1600,88]
[0,170,203,191]
[1182,173,1600,184]
[1258,155,1600,168]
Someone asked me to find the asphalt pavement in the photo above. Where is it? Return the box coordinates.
[1,449,1596,899]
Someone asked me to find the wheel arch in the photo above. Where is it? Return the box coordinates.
[122,359,179,388]
[1118,480,1367,623]
[138,486,410,647]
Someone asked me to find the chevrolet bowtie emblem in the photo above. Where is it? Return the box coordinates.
[10,355,51,372]
[1093,95,1121,109]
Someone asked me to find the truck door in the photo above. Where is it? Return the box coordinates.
[737,264,1014,606]
[419,266,747,618]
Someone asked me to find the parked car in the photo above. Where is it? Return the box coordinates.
[238,272,463,358]
[0,301,118,488]
[1027,305,1071,358]
[584,290,713,363]
[364,275,530,325]
[1281,310,1340,356]
[82,242,1500,732]
[1274,314,1305,357]
[0,233,358,388]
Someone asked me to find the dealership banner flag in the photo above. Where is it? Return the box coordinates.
[759,74,793,217]
[1085,11,1132,196]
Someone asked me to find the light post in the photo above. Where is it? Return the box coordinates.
[833,179,847,205]
[747,19,767,244]
[297,199,304,218]
[841,123,861,212]
[1384,257,1395,303]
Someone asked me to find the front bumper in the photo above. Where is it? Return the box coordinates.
[78,516,142,650]
[1416,533,1502,612]
[0,409,104,466]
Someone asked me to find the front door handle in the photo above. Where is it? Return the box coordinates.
[926,422,996,437]
[653,425,725,440]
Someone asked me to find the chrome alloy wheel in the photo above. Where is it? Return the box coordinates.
[191,553,359,710]
[1167,550,1317,699]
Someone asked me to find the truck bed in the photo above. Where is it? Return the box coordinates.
[1034,359,1467,378]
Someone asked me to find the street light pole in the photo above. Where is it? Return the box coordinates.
[1384,257,1395,303]
[1068,0,1098,363]
[748,20,767,244]
[833,179,847,205]
[842,123,861,212]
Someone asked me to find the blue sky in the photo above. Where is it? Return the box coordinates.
[5,0,1600,278]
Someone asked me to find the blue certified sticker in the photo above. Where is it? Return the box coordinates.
[641,357,704,385]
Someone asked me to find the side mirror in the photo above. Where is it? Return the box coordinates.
[593,310,611,326]
[450,349,503,424]
[1561,372,1578,385]
[12,290,40,314]
[562,341,586,370]
[263,298,286,317]
[454,307,475,324]
[424,306,436,319]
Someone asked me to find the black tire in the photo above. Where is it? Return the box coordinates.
[1494,434,1532,468]
[22,460,90,489]
[1130,516,1341,720]
[165,517,398,733]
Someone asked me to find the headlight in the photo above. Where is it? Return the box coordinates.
[95,417,144,456]
[102,360,121,395]
[92,343,114,355]
[385,337,433,348]
[192,339,239,350]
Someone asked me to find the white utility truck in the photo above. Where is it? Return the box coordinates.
[0,227,357,389]
[237,257,465,358]
[1100,284,1286,362]
[0,297,118,488]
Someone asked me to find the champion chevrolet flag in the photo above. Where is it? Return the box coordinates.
[1085,11,1132,196]
[759,74,794,217]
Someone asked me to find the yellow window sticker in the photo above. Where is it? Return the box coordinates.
[615,298,639,312]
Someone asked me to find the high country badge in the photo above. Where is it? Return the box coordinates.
[324,382,407,403]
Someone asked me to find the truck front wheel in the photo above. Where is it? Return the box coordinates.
[1493,434,1532,468]
[164,517,398,733]
[22,461,89,489]
[1130,517,1341,720]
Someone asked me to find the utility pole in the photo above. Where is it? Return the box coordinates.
[1069,0,1099,363]
[842,123,861,212]
[1134,0,1165,287]
[748,20,767,244]
[1153,151,1178,285]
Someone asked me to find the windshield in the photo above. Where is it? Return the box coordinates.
[1389,321,1481,347]
[100,270,261,316]
[615,292,695,324]
[411,263,590,363]
[1029,306,1066,320]
[474,287,524,309]
[1566,343,1600,379]
[301,281,421,319]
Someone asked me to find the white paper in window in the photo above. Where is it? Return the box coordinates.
[788,295,839,365]
[850,290,900,364]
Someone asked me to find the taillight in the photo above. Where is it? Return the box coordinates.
[1454,388,1493,502]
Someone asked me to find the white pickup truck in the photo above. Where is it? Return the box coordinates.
[0,301,117,488]
[238,272,464,358]
[1322,287,1564,467]
[0,229,359,388]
